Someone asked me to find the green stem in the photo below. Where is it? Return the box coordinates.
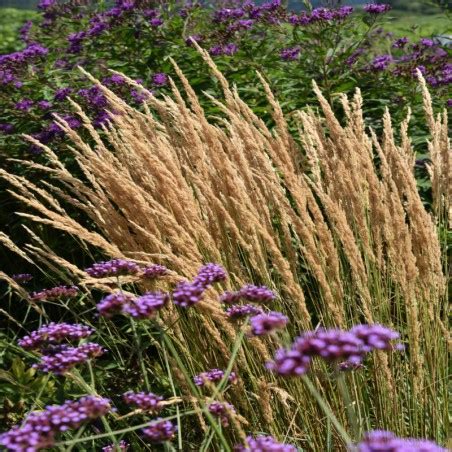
[336,373,360,441]
[302,375,353,447]
[159,329,232,452]
[130,318,151,391]
[54,410,198,447]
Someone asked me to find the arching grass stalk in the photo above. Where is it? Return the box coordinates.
[158,327,232,452]
[301,375,354,448]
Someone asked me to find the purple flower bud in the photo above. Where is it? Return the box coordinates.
[37,100,52,110]
[172,281,205,307]
[355,430,447,451]
[194,368,238,386]
[392,37,409,48]
[0,396,111,451]
[142,419,176,443]
[54,87,72,102]
[239,285,275,303]
[34,342,105,374]
[280,47,300,61]
[122,292,168,319]
[194,263,227,288]
[85,259,141,278]
[15,98,34,111]
[123,391,163,412]
[97,292,134,317]
[18,322,94,349]
[149,18,164,27]
[142,264,168,278]
[152,73,168,86]
[363,3,391,14]
[11,273,33,283]
[208,401,235,426]
[220,291,243,305]
[249,311,288,336]
[30,285,79,302]
[226,304,263,319]
[235,435,297,451]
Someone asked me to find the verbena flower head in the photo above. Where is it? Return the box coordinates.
[152,73,168,86]
[239,285,275,303]
[393,37,409,48]
[280,47,300,61]
[194,368,238,386]
[18,322,94,349]
[123,391,163,412]
[208,401,235,426]
[234,435,297,451]
[11,273,33,284]
[194,263,227,288]
[172,281,205,307]
[54,87,72,101]
[226,304,263,319]
[220,291,243,305]
[267,325,402,376]
[122,292,168,319]
[142,419,177,443]
[30,285,79,302]
[363,3,391,14]
[371,54,392,71]
[15,99,34,111]
[34,342,105,374]
[0,396,111,451]
[103,440,130,451]
[249,311,288,336]
[97,292,134,317]
[142,264,168,278]
[354,430,447,451]
[85,259,141,278]
[350,324,403,353]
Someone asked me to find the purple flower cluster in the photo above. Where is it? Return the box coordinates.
[234,435,297,451]
[11,273,33,284]
[370,54,392,71]
[34,342,105,374]
[54,87,72,101]
[173,263,227,308]
[122,292,169,319]
[103,440,130,452]
[0,396,111,451]
[123,391,163,412]
[249,311,288,336]
[226,304,263,319]
[208,401,235,426]
[363,3,391,14]
[97,291,167,319]
[209,43,238,56]
[97,292,134,317]
[355,430,447,452]
[18,322,94,349]
[142,264,168,278]
[29,285,79,302]
[289,6,354,26]
[142,419,177,443]
[152,73,168,86]
[280,47,300,61]
[220,285,275,305]
[85,258,141,278]
[267,324,402,376]
[194,368,238,387]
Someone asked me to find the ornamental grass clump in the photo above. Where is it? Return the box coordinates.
[0,50,449,450]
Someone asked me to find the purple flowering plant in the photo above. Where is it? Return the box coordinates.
[0,0,449,160]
